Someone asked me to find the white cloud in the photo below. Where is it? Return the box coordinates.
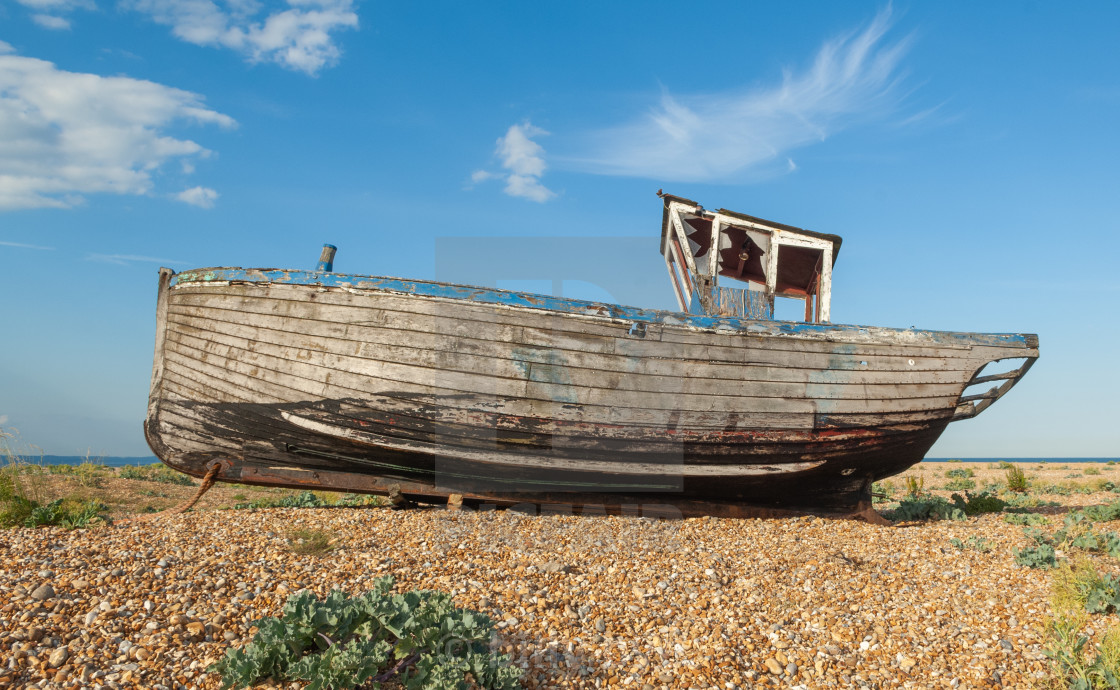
[503,172,554,204]
[123,0,359,75]
[14,0,94,28]
[14,0,93,10]
[86,253,188,265]
[0,415,8,426]
[176,185,219,208]
[31,14,72,29]
[474,122,556,203]
[564,8,909,182]
[0,50,235,211]
[0,240,55,250]
[0,42,13,54]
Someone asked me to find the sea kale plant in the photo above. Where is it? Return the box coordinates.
[952,491,1007,515]
[944,478,977,492]
[887,495,965,522]
[886,491,1006,523]
[1003,512,1051,526]
[949,535,993,553]
[1015,543,1059,569]
[211,577,522,690]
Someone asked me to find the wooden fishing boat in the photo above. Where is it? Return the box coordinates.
[144,192,1038,521]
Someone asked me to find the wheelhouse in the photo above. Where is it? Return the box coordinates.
[659,192,842,323]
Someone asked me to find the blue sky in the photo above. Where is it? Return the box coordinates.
[1,1,1117,458]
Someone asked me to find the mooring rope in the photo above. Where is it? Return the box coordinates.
[115,462,222,525]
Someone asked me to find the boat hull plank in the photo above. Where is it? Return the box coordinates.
[170,284,998,363]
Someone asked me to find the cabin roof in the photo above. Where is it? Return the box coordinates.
[658,192,843,262]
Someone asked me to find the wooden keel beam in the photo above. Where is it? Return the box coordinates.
[188,458,889,524]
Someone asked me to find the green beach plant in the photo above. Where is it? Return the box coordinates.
[944,478,976,491]
[904,475,924,498]
[946,468,974,479]
[210,577,522,690]
[23,497,108,529]
[1,429,111,529]
[47,458,109,487]
[1042,560,1120,687]
[1004,512,1050,526]
[951,491,1007,515]
[233,490,326,510]
[1015,543,1058,569]
[1078,500,1120,524]
[949,535,992,552]
[1003,493,1060,509]
[1006,464,1030,493]
[887,495,965,522]
[871,481,895,504]
[119,463,196,485]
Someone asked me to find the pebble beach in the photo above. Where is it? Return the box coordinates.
[2,460,1118,689]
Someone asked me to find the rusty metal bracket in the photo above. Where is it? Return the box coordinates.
[204,457,234,476]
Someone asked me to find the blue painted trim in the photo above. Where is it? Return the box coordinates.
[169,267,1038,349]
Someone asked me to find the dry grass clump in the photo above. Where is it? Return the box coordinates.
[285,527,337,556]
[1040,558,1120,688]
[0,429,108,528]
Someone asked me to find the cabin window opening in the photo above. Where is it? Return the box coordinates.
[773,295,809,322]
[717,226,768,286]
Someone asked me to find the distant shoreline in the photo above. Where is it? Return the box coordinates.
[7,455,160,467]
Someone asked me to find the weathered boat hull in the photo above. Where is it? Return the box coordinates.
[145,267,1037,518]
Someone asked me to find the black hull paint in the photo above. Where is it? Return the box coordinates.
[146,397,949,515]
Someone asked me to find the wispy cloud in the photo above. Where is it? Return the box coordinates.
[0,415,8,426]
[85,253,189,266]
[0,240,55,250]
[31,13,72,29]
[562,7,910,182]
[472,122,556,203]
[176,185,219,208]
[13,0,93,10]
[0,49,235,211]
[122,0,360,75]
[14,0,93,30]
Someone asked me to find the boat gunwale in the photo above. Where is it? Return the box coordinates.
[168,266,1039,351]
